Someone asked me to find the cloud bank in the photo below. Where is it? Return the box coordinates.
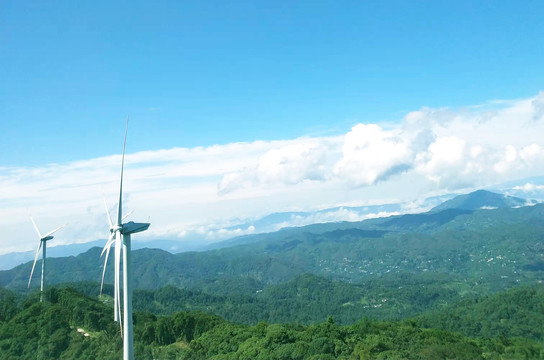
[220,92,544,194]
[1,93,544,254]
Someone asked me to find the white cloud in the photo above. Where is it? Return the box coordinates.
[416,136,467,182]
[513,183,544,192]
[204,225,257,241]
[520,144,543,161]
[2,92,544,255]
[334,124,412,186]
[271,210,401,231]
[257,141,330,184]
[218,137,342,194]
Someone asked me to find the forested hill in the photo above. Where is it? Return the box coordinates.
[45,276,544,335]
[1,286,543,359]
[56,273,468,326]
[414,284,544,340]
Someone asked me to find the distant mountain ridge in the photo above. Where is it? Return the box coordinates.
[0,238,205,271]
[372,190,532,232]
[2,189,543,297]
[430,189,530,213]
[2,187,538,271]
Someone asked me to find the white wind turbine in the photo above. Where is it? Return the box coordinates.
[100,198,134,325]
[100,118,150,360]
[27,216,66,302]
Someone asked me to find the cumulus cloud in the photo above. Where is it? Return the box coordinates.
[414,136,489,188]
[257,142,329,184]
[218,92,544,195]
[218,137,342,194]
[333,124,412,186]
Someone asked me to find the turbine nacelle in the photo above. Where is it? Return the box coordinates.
[41,235,54,241]
[122,221,150,235]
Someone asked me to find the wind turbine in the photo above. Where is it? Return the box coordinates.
[27,216,66,302]
[100,199,133,325]
[101,118,150,360]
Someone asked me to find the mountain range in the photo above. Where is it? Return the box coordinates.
[2,190,543,296]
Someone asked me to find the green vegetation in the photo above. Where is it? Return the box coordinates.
[2,286,544,359]
[0,288,121,359]
[47,273,473,326]
[415,285,544,340]
[128,273,469,325]
[0,287,18,324]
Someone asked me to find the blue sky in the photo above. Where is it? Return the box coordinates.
[2,1,544,255]
[2,1,543,165]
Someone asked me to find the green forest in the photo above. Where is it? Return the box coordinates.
[1,285,544,359]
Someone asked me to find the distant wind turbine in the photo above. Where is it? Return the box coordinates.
[27,215,66,302]
[101,117,150,360]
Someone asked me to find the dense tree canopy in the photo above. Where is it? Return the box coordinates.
[1,285,543,359]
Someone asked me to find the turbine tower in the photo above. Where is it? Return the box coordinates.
[27,216,66,302]
[101,118,150,360]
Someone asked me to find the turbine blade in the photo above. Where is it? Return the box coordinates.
[122,209,134,221]
[28,240,43,288]
[100,250,110,296]
[43,224,67,239]
[100,235,116,257]
[117,116,129,226]
[103,198,113,228]
[29,214,42,239]
[99,233,115,296]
